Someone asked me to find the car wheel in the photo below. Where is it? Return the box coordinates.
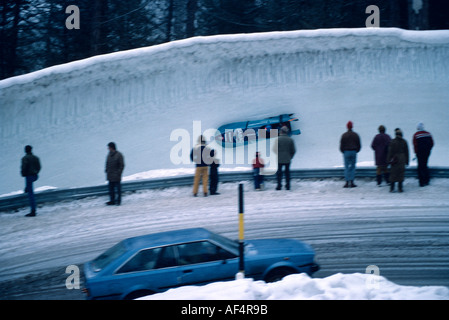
[264,267,297,283]
[124,290,155,300]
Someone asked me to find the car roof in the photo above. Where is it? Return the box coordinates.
[122,228,215,251]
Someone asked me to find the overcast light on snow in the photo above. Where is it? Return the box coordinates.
[1,28,448,196]
[1,28,449,300]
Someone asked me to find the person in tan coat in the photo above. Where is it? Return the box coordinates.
[190,135,211,197]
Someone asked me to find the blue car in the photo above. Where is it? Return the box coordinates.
[83,228,319,300]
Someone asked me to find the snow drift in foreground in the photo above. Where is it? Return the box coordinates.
[1,28,448,195]
[141,273,449,300]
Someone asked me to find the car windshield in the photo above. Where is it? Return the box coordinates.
[210,232,239,256]
[91,241,127,272]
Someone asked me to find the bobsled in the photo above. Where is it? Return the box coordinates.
[215,114,301,147]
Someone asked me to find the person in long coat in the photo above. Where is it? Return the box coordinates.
[387,129,409,193]
[273,126,296,190]
[105,142,125,205]
[413,122,434,187]
[371,125,391,186]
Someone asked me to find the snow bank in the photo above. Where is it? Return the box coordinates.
[141,273,449,300]
[121,167,250,182]
[1,28,448,195]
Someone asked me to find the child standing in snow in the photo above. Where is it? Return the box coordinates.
[252,152,265,190]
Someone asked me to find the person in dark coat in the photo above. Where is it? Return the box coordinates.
[273,126,296,190]
[105,142,125,205]
[371,125,391,186]
[21,145,41,217]
[340,121,361,188]
[209,149,220,195]
[387,129,409,193]
[413,122,434,187]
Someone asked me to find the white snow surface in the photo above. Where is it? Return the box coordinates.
[141,273,449,300]
[1,28,449,195]
[1,178,448,299]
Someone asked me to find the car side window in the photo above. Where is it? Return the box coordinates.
[154,246,178,269]
[177,241,236,265]
[116,246,178,274]
[117,247,162,274]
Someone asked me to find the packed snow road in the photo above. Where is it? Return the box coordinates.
[1,178,448,299]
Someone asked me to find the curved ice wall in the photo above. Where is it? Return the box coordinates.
[1,28,449,194]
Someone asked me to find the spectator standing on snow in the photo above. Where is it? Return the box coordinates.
[209,149,220,195]
[252,152,265,190]
[371,125,391,186]
[413,122,434,187]
[340,121,361,188]
[191,135,211,197]
[105,142,125,205]
[21,145,41,217]
[387,129,409,193]
[273,126,296,190]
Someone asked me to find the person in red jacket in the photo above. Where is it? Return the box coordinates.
[252,152,265,190]
[413,122,434,187]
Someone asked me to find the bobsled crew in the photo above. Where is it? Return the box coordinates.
[215,113,301,147]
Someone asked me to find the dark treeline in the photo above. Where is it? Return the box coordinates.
[1,0,448,80]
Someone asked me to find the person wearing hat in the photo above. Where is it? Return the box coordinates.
[21,145,41,217]
[340,121,361,188]
[272,126,296,190]
[413,122,434,187]
[105,142,125,205]
[387,129,409,192]
[371,125,392,186]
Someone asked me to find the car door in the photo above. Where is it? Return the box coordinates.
[112,245,181,294]
[175,241,238,286]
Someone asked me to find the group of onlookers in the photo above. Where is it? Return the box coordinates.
[18,121,434,216]
[341,121,434,193]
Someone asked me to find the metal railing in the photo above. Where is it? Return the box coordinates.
[1,167,448,212]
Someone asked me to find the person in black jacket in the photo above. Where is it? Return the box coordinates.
[209,149,220,195]
[413,123,434,187]
[21,145,41,217]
